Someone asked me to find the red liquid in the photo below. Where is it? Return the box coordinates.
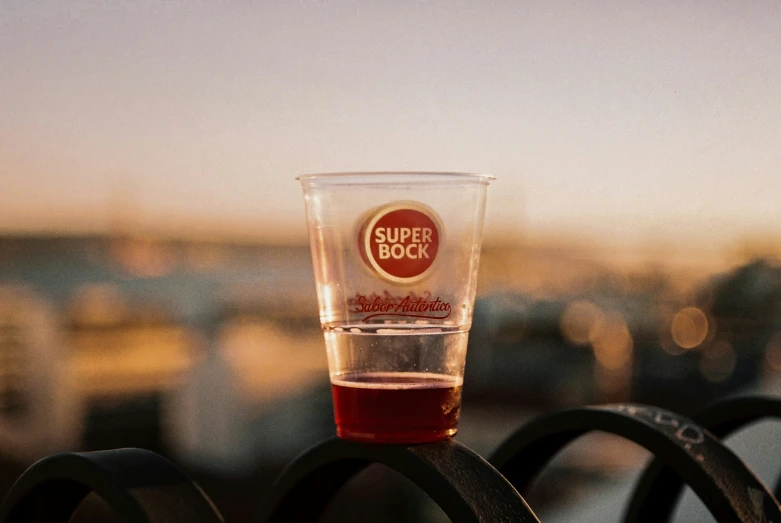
[331,372,463,443]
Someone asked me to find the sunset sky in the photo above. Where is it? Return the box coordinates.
[1,1,780,251]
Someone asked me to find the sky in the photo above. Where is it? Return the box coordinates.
[1,1,780,251]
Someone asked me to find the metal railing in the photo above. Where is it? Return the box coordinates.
[1,396,780,522]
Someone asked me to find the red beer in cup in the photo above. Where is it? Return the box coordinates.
[299,172,492,443]
[331,372,463,443]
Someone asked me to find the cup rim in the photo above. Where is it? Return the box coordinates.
[297,171,495,185]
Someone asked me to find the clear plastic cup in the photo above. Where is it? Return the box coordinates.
[298,172,493,443]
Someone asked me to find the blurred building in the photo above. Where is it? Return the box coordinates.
[1,233,780,480]
[0,286,73,459]
[0,283,193,459]
[0,235,331,475]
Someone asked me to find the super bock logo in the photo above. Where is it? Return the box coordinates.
[358,201,443,284]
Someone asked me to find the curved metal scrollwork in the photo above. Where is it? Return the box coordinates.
[253,436,539,523]
[489,404,781,523]
[0,448,223,523]
[623,396,781,523]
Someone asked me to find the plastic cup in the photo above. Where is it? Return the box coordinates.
[298,172,493,443]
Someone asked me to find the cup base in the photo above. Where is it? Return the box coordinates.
[336,426,457,444]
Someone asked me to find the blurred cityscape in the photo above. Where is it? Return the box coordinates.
[1,232,780,521]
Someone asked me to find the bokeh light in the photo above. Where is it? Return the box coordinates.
[591,312,633,371]
[765,333,781,372]
[699,339,736,383]
[111,237,177,278]
[560,300,605,346]
[670,307,709,350]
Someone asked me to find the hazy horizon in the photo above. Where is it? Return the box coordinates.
[2,213,777,272]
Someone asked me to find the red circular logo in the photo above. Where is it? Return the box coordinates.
[359,202,442,284]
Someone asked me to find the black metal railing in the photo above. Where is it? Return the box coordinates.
[1,396,780,522]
